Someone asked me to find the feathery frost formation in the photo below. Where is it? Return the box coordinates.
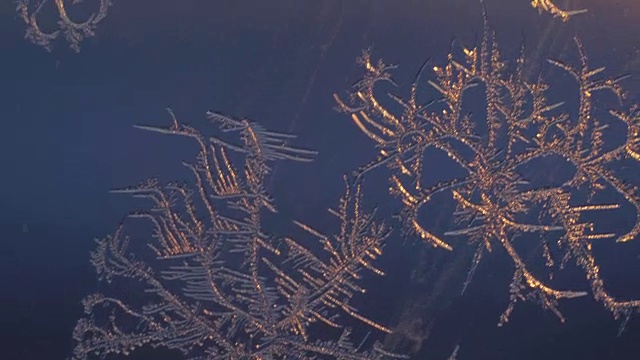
[16,0,112,52]
[334,23,640,327]
[71,110,403,360]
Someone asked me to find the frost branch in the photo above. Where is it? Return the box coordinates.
[334,21,640,327]
[16,0,113,52]
[71,110,404,360]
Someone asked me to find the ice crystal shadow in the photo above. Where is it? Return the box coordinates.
[71,110,403,360]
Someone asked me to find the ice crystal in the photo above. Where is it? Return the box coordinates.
[334,21,640,326]
[16,0,113,52]
[71,109,404,360]
[530,0,587,21]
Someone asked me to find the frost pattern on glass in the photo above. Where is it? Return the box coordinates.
[334,21,640,327]
[16,0,113,52]
[71,110,404,360]
[529,0,587,21]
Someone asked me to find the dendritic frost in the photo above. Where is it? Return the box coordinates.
[529,0,587,21]
[16,0,113,52]
[71,110,402,360]
[334,23,640,326]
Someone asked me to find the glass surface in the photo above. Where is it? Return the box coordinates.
[2,1,640,359]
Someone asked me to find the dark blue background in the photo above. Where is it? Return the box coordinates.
[2,0,640,359]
